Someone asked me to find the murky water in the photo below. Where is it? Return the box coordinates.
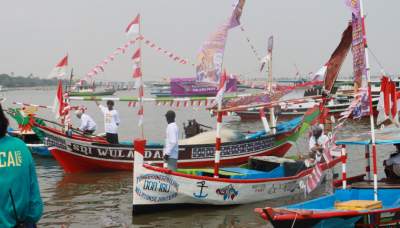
[1,88,394,227]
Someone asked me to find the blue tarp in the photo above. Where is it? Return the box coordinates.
[245,116,302,140]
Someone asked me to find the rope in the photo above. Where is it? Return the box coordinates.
[367,47,386,75]
[290,213,298,228]
[239,26,262,62]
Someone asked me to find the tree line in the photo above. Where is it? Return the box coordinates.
[0,74,66,88]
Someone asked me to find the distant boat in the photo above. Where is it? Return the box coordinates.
[68,85,116,97]
[150,77,238,97]
[69,88,115,97]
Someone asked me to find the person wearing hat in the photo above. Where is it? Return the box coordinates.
[308,124,329,164]
[163,110,179,171]
[95,100,120,144]
[75,108,97,135]
[0,104,43,227]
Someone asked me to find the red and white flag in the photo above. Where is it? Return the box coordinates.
[137,106,144,127]
[259,108,270,133]
[377,76,400,125]
[214,70,228,106]
[132,48,142,88]
[48,55,68,78]
[52,80,65,119]
[306,164,323,194]
[322,145,334,163]
[125,14,140,35]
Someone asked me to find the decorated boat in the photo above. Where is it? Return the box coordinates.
[132,138,340,214]
[236,96,379,120]
[151,77,238,97]
[255,125,400,228]
[6,107,51,156]
[7,128,50,157]
[35,107,318,173]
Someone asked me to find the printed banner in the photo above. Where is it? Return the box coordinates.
[195,0,245,84]
[351,13,365,90]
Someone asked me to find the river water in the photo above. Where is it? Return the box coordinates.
[0,88,393,227]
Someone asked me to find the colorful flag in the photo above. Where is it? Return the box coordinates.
[214,70,228,106]
[324,23,352,92]
[228,0,246,29]
[260,36,273,72]
[345,0,361,18]
[195,0,245,83]
[352,89,369,119]
[52,80,65,120]
[125,14,140,35]
[48,55,68,78]
[345,0,365,91]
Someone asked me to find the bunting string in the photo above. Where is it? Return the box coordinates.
[140,36,194,66]
[84,35,195,82]
[84,36,142,81]
[239,26,262,62]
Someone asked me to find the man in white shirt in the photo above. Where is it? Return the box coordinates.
[75,109,97,135]
[308,125,329,164]
[384,144,400,179]
[163,110,179,171]
[95,100,120,144]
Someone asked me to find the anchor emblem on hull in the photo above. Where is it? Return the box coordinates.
[193,181,208,199]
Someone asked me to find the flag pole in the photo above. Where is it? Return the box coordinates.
[138,14,144,139]
[359,0,378,201]
[267,38,276,134]
[214,102,222,178]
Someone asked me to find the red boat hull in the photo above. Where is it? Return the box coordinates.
[50,142,292,173]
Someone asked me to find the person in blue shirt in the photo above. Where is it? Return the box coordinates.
[0,104,43,227]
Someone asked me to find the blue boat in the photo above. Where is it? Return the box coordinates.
[255,125,400,227]
[7,127,51,157]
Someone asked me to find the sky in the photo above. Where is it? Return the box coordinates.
[0,0,399,81]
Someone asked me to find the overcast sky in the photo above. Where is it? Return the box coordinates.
[1,0,399,81]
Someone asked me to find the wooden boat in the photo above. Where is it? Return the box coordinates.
[7,128,51,157]
[132,138,341,214]
[254,123,400,227]
[237,96,379,120]
[36,111,314,173]
[255,187,400,228]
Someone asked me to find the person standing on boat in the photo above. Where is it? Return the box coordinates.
[163,110,179,171]
[0,104,43,227]
[383,144,400,179]
[308,125,329,164]
[75,108,97,135]
[95,100,120,144]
